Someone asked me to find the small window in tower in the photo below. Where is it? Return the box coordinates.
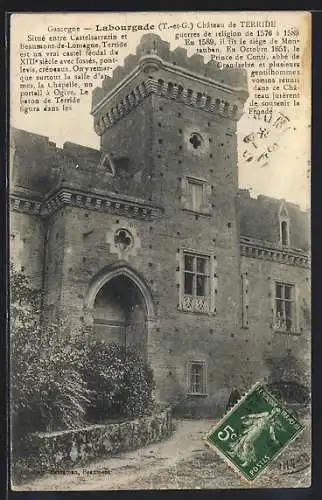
[189,132,203,150]
[181,176,211,215]
[279,202,290,247]
[99,153,115,175]
[188,180,203,213]
[281,220,289,246]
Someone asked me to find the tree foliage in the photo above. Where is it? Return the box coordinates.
[10,264,90,433]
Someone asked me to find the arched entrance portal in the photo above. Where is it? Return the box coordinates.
[85,265,155,359]
[94,275,147,355]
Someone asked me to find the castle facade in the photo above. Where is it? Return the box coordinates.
[10,34,310,413]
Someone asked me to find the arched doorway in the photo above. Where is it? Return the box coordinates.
[85,265,155,359]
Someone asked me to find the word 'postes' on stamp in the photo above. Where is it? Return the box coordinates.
[204,383,304,482]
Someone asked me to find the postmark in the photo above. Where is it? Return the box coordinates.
[277,452,310,475]
[204,383,305,482]
[242,111,293,167]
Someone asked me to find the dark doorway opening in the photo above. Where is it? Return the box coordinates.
[93,275,148,357]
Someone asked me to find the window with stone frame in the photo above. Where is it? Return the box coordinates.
[274,282,296,332]
[279,202,290,247]
[280,220,289,246]
[181,176,211,214]
[99,153,115,175]
[187,361,207,395]
[188,178,204,212]
[181,252,212,313]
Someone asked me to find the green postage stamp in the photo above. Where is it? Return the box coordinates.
[205,383,305,482]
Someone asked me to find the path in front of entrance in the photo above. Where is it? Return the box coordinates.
[15,418,311,490]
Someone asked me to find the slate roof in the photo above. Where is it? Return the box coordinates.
[238,189,309,252]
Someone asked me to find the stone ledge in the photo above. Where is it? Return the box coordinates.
[93,77,243,136]
[10,190,164,221]
[18,408,173,473]
[240,237,309,268]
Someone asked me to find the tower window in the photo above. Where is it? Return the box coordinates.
[178,249,216,314]
[99,153,115,175]
[181,252,212,313]
[279,202,290,246]
[187,178,204,213]
[181,176,211,215]
[189,133,203,149]
[281,220,289,246]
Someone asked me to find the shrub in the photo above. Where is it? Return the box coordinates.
[12,322,91,433]
[10,265,90,436]
[84,340,155,421]
[264,351,311,405]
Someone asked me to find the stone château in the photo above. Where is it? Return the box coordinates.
[10,34,310,413]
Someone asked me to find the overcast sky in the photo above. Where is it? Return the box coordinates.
[10,12,310,210]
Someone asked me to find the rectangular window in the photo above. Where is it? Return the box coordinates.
[187,178,204,213]
[274,282,295,332]
[182,252,211,313]
[187,361,207,395]
[184,253,209,296]
[181,176,211,214]
[178,249,216,315]
[280,220,289,246]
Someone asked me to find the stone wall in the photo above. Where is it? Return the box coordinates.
[19,408,173,473]
[10,211,46,290]
[239,255,311,386]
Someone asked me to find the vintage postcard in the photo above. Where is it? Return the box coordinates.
[9,11,311,490]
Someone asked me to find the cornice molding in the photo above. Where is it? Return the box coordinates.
[10,196,42,215]
[240,236,309,268]
[10,194,309,269]
[10,190,163,221]
[91,55,247,117]
[93,76,241,136]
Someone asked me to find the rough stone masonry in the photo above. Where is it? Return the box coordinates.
[10,34,310,415]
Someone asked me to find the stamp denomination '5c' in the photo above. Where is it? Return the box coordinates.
[205,383,305,482]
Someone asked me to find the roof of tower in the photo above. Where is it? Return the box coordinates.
[92,33,248,112]
[238,189,309,252]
